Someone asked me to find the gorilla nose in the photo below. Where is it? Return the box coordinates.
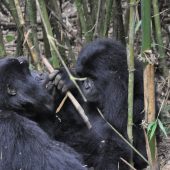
[84,79,92,90]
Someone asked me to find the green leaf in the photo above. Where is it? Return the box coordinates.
[147,121,158,141]
[5,34,15,42]
[147,121,155,134]
[158,119,168,138]
[135,20,141,33]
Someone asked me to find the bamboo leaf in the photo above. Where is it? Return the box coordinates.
[147,121,155,134]
[135,20,141,33]
[142,0,158,165]
[148,121,157,141]
[0,29,6,57]
[158,119,168,138]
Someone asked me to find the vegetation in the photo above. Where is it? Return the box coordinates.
[0,0,169,169]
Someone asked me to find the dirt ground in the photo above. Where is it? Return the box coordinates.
[158,137,170,169]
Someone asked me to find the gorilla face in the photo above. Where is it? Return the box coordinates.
[75,39,129,108]
[76,59,114,105]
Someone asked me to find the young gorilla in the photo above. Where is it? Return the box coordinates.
[51,39,147,170]
[0,57,86,170]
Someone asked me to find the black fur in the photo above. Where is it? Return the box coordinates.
[52,39,147,169]
[0,57,85,170]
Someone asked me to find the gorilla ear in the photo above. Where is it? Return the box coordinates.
[7,84,17,96]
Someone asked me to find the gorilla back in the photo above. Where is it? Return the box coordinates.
[52,39,147,170]
[76,39,147,169]
[0,57,85,170]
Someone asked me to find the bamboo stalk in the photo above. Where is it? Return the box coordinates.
[13,0,25,56]
[36,0,59,68]
[23,30,42,70]
[82,0,93,34]
[13,0,24,26]
[115,0,126,44]
[141,0,158,169]
[75,0,93,42]
[89,0,98,25]
[26,0,40,57]
[96,0,105,37]
[49,0,75,65]
[93,0,102,37]
[0,28,6,57]
[127,0,136,166]
[25,0,41,70]
[49,0,66,61]
[152,0,168,76]
[4,0,42,67]
[103,0,113,36]
[7,0,24,56]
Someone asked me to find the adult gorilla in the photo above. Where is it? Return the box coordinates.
[0,57,86,170]
[51,39,147,170]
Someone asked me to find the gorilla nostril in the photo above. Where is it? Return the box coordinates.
[84,80,91,90]
[7,84,17,96]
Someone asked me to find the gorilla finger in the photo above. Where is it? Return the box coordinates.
[54,74,62,86]
[46,82,54,91]
[57,80,64,90]
[49,70,60,80]
[52,87,57,96]
[61,86,68,93]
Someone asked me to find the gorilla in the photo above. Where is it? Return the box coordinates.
[50,39,147,170]
[0,57,86,170]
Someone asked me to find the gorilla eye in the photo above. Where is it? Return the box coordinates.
[7,84,17,96]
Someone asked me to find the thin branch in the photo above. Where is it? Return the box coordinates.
[120,157,137,170]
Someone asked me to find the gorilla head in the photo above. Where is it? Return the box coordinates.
[75,39,130,135]
[0,57,86,170]
[76,39,128,105]
[0,57,54,118]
